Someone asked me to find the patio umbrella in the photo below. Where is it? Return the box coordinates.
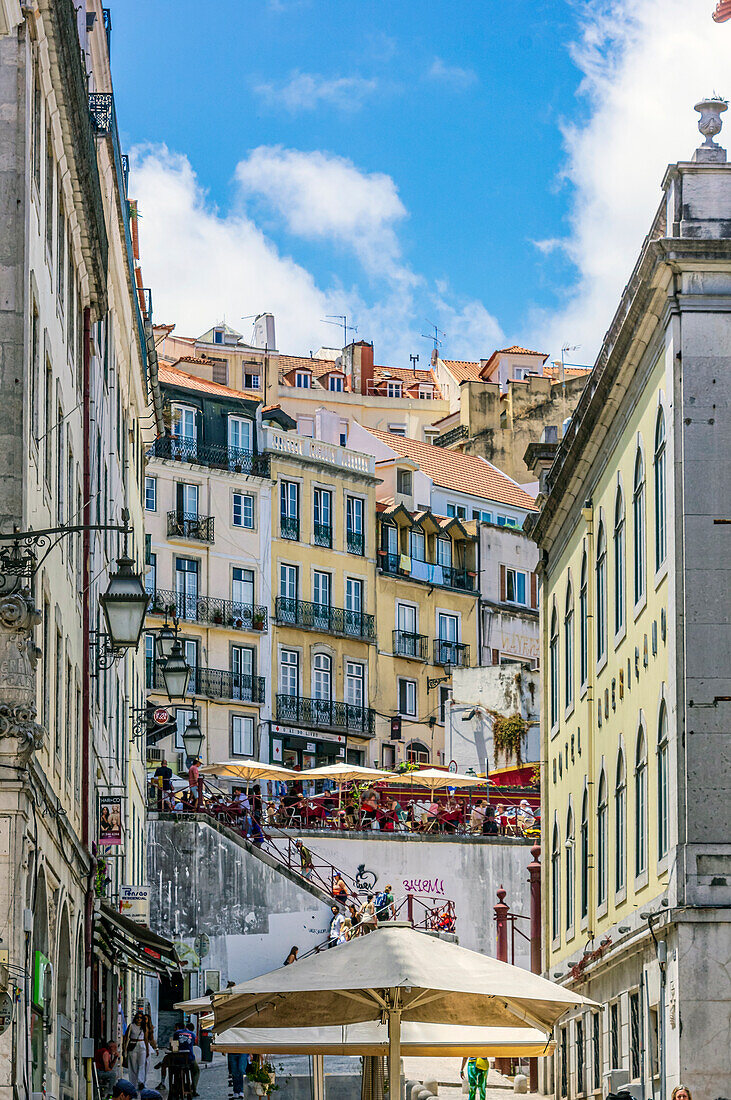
[299,762,396,810]
[392,768,486,792]
[199,760,299,784]
[210,923,594,1100]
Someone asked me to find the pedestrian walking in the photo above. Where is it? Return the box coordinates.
[358,894,377,933]
[671,1089,693,1100]
[332,873,349,902]
[283,945,298,965]
[374,885,395,922]
[228,1052,249,1099]
[329,905,345,945]
[460,1056,489,1100]
[122,1010,148,1091]
[295,838,313,879]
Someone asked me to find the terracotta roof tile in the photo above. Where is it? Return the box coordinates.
[496,345,547,357]
[544,364,592,379]
[158,363,260,402]
[367,427,538,512]
[440,359,483,383]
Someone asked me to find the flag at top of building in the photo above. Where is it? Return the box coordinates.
[712,0,731,23]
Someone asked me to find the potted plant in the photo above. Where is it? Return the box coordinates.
[246,1059,278,1096]
[212,609,224,625]
[252,610,265,631]
[233,617,244,630]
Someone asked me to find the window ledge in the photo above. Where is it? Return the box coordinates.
[565,923,576,944]
[613,624,627,651]
[633,593,647,622]
[657,854,669,876]
[597,900,608,920]
[614,885,627,906]
[579,682,588,702]
[634,869,649,891]
[564,701,575,722]
[596,652,608,676]
[654,560,668,589]
[550,720,561,742]
[580,915,589,933]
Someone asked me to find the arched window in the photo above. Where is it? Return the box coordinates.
[564,583,574,711]
[550,607,560,728]
[597,771,608,906]
[565,807,575,931]
[657,702,669,859]
[654,408,667,571]
[580,789,589,920]
[633,447,646,604]
[579,552,588,686]
[406,740,429,764]
[614,486,625,634]
[595,523,607,662]
[312,653,332,724]
[551,822,561,940]
[635,727,647,877]
[615,750,626,893]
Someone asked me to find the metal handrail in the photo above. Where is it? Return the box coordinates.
[280,515,299,540]
[148,662,265,702]
[146,588,268,632]
[148,435,270,477]
[379,552,473,591]
[275,597,375,641]
[313,522,332,548]
[392,630,429,660]
[346,530,365,556]
[166,511,215,542]
[276,693,375,735]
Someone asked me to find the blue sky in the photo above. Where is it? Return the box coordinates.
[111,0,729,365]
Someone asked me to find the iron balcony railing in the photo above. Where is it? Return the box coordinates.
[433,424,468,448]
[275,598,375,642]
[313,522,332,548]
[380,552,474,591]
[392,630,429,660]
[148,435,271,478]
[167,511,215,543]
[433,640,470,668]
[280,515,299,541]
[276,694,375,736]
[147,588,267,632]
[347,529,365,556]
[149,661,265,703]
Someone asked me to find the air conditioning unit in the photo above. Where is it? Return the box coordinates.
[147,747,164,764]
[604,1069,635,1097]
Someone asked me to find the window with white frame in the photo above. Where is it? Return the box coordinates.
[550,608,559,727]
[387,381,402,397]
[388,424,406,436]
[565,808,575,932]
[295,371,311,388]
[657,702,669,859]
[329,375,344,392]
[172,404,197,441]
[635,727,647,877]
[505,568,527,605]
[418,384,433,399]
[313,652,332,701]
[244,371,260,390]
[297,416,315,438]
[595,521,607,662]
[231,714,254,757]
[280,649,299,696]
[232,567,254,611]
[398,678,417,716]
[232,491,255,529]
[174,707,197,751]
[615,750,626,894]
[339,420,348,447]
[551,822,560,940]
[633,446,646,603]
[410,528,425,561]
[579,551,588,687]
[438,685,450,725]
[228,415,253,453]
[564,582,574,710]
[345,661,364,708]
[396,468,412,495]
[580,789,589,920]
[654,408,667,571]
[597,771,608,906]
[145,475,156,512]
[614,486,625,633]
[472,508,493,523]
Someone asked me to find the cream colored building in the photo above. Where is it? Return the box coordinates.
[527,111,731,1100]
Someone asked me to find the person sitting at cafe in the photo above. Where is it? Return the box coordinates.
[482,805,499,836]
[94,1039,119,1098]
[470,800,487,834]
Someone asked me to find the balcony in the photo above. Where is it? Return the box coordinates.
[379,552,474,591]
[149,662,266,703]
[313,522,332,548]
[148,436,271,478]
[347,529,365,556]
[167,511,215,543]
[433,424,468,449]
[433,640,470,668]
[276,694,375,736]
[275,598,375,642]
[263,427,375,476]
[393,630,429,660]
[147,588,268,632]
[280,515,299,541]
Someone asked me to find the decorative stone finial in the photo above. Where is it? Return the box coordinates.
[693,97,728,163]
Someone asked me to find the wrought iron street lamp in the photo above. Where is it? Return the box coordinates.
[156,621,177,660]
[99,552,149,649]
[161,639,190,700]
[181,717,204,762]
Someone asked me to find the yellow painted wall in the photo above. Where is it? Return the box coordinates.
[542,352,671,966]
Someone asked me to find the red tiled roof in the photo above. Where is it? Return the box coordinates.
[497,345,547,357]
[158,363,260,402]
[440,359,482,382]
[544,364,592,379]
[367,428,538,512]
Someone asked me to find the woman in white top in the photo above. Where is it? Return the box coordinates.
[358,894,378,934]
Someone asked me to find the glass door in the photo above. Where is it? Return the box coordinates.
[279,564,298,624]
[345,577,363,636]
[437,612,458,665]
[312,570,331,631]
[397,603,417,656]
[312,653,332,726]
[232,645,254,701]
[232,567,254,621]
[175,558,198,620]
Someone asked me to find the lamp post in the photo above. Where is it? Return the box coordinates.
[182,717,204,809]
[99,553,150,649]
[156,621,177,660]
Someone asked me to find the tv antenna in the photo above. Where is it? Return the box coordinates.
[420,321,445,352]
[410,353,420,375]
[322,315,358,346]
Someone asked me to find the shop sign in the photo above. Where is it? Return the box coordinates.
[306,742,316,752]
[99,796,122,846]
[272,739,283,762]
[194,933,210,960]
[269,722,346,746]
[32,951,51,1010]
[119,885,151,925]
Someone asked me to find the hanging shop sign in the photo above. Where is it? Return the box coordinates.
[269,722,346,746]
[119,885,151,925]
[193,933,210,960]
[0,991,13,1036]
[99,796,122,846]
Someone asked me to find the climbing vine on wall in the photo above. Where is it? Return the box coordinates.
[491,712,528,766]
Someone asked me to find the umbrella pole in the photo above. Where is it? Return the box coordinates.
[312,1053,325,1100]
[387,1008,401,1100]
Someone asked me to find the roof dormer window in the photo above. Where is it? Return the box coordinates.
[387,381,403,398]
[213,327,224,344]
[418,384,433,399]
[295,371,311,389]
[329,375,344,392]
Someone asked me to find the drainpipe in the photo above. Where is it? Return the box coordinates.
[82,306,93,1100]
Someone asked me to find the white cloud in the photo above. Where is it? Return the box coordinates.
[235,146,410,279]
[131,143,503,366]
[253,72,378,113]
[531,0,730,362]
[427,57,478,89]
